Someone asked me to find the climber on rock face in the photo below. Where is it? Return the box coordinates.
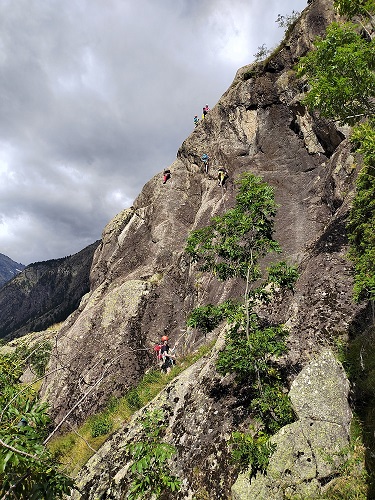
[217,167,228,187]
[203,104,210,117]
[194,115,199,127]
[163,169,171,184]
[160,335,175,373]
[201,153,210,174]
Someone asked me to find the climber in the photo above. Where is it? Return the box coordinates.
[160,335,175,374]
[203,104,210,117]
[201,153,210,174]
[217,167,229,187]
[194,115,199,127]
[163,169,171,184]
[160,335,169,354]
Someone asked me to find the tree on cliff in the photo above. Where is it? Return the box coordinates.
[297,3,375,307]
[334,0,375,21]
[185,173,298,471]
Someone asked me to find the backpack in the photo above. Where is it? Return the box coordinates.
[154,344,163,360]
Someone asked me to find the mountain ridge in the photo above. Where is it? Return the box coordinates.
[0,241,100,340]
[0,253,25,288]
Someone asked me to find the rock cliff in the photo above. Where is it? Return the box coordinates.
[39,0,372,496]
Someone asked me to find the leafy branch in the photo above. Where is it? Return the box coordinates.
[125,409,181,499]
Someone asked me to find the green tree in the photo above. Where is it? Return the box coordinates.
[334,0,375,20]
[186,173,288,339]
[186,173,298,438]
[347,121,375,303]
[297,22,375,123]
[253,44,271,62]
[0,353,73,499]
[296,10,375,307]
[276,10,300,31]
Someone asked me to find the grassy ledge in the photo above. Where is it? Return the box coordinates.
[48,341,215,476]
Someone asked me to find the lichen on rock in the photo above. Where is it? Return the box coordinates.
[231,349,352,499]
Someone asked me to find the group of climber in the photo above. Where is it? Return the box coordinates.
[162,101,229,188]
[194,104,210,127]
[162,158,228,188]
[154,335,175,374]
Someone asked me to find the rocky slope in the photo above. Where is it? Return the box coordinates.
[69,345,352,499]
[0,241,99,340]
[39,0,372,497]
[0,253,25,288]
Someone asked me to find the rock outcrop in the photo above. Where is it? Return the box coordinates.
[69,348,352,499]
[69,331,240,499]
[232,350,352,499]
[0,241,99,340]
[38,0,372,496]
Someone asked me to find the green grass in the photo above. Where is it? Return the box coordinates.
[48,341,215,476]
[320,416,369,500]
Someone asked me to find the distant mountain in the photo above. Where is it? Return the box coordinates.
[0,241,100,340]
[0,253,25,287]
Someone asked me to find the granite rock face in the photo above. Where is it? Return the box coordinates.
[39,1,372,497]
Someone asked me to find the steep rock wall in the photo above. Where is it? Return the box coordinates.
[42,0,370,453]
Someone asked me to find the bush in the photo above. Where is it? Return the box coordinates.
[91,414,113,438]
[231,429,277,480]
[126,389,142,411]
[126,409,181,499]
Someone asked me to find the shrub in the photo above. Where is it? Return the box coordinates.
[126,389,142,411]
[231,429,277,480]
[126,409,181,499]
[91,414,113,438]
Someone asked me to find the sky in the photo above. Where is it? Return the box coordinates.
[0,0,307,265]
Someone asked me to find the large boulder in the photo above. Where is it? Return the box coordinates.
[232,350,352,499]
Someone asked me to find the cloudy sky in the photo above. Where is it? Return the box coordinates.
[0,0,307,265]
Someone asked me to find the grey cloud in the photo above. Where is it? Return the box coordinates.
[0,0,307,264]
